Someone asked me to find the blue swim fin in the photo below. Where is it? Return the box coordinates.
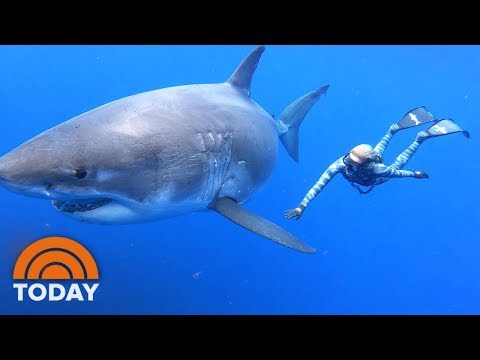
[396,106,435,130]
[418,119,470,140]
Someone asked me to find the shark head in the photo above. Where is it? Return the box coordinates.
[0,111,168,224]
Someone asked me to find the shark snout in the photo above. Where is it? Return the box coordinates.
[0,151,105,201]
[0,151,23,181]
[0,154,12,185]
[0,152,51,199]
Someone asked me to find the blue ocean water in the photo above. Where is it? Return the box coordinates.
[0,45,478,315]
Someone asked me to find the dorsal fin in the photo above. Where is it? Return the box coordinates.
[226,45,265,97]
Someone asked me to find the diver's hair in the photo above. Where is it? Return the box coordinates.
[350,144,378,163]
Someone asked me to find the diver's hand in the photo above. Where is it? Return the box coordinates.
[284,204,306,220]
[414,171,429,179]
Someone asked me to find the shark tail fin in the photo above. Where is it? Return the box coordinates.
[277,85,329,162]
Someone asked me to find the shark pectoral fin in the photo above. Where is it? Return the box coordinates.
[212,197,316,254]
[278,85,329,162]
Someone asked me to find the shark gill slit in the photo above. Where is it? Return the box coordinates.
[200,131,232,204]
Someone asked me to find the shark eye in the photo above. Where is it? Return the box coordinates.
[74,168,87,179]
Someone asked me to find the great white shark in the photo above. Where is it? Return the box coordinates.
[0,46,328,253]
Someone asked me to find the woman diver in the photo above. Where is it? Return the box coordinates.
[284,107,470,220]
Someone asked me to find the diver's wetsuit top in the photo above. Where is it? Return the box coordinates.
[299,129,420,208]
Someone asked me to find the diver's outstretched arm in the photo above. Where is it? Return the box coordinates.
[284,157,345,220]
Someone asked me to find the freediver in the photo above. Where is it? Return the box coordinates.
[284,107,470,220]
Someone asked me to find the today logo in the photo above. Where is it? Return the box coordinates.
[13,236,100,302]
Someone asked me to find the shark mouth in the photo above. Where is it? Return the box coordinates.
[52,198,113,213]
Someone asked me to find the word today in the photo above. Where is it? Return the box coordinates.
[13,283,99,301]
